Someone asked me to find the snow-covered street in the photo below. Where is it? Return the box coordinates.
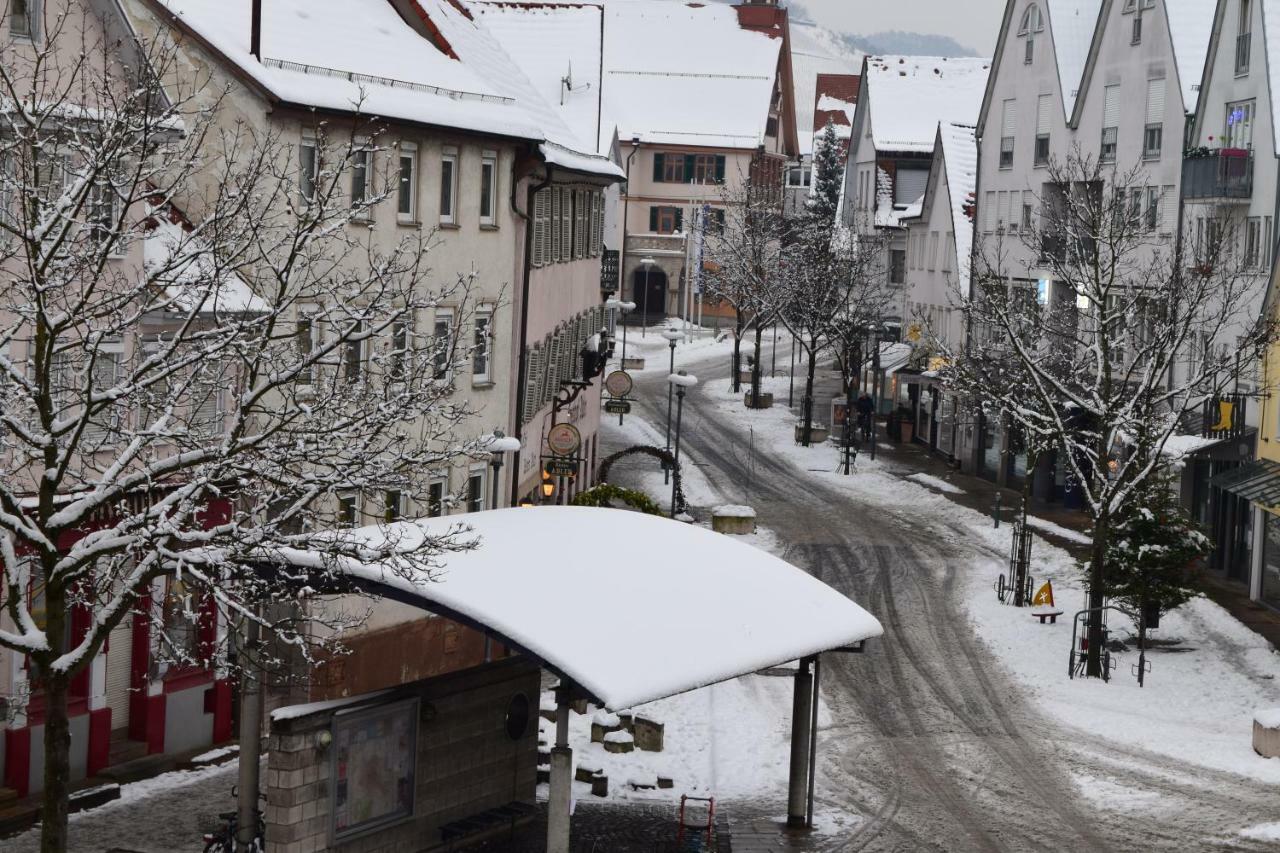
[596,332,1280,851]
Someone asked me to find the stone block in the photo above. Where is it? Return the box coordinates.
[1254,710,1280,758]
[575,763,601,784]
[591,709,622,743]
[570,698,590,715]
[711,505,756,535]
[634,716,665,752]
[657,776,674,789]
[602,730,634,754]
[794,423,829,444]
[591,775,609,797]
[744,391,774,409]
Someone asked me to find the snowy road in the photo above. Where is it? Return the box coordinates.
[610,342,1280,852]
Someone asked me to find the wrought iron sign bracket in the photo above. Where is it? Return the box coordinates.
[553,380,592,415]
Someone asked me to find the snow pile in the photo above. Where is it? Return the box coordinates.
[712,505,757,518]
[603,729,634,745]
[1255,708,1280,729]
[1241,822,1280,841]
[906,472,962,494]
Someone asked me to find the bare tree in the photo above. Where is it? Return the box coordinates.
[700,160,785,402]
[1,15,490,850]
[945,153,1271,677]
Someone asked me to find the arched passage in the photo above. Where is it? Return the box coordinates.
[631,266,667,321]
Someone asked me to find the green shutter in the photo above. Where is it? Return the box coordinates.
[674,208,683,232]
[715,155,726,182]
[685,154,697,182]
[649,206,659,231]
[653,153,665,182]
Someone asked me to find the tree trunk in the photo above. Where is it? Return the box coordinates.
[1086,511,1109,678]
[801,345,818,447]
[40,674,72,853]
[732,313,744,393]
[751,325,765,406]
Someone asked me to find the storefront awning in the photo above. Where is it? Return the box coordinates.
[1208,459,1280,505]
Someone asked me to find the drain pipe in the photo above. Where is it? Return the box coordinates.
[510,163,554,507]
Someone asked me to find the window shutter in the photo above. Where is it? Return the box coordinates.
[649,206,659,231]
[1162,185,1176,233]
[1001,99,1017,137]
[1036,95,1052,134]
[522,346,541,423]
[715,155,726,182]
[1103,85,1120,127]
[1146,78,1165,125]
[984,191,996,231]
[551,188,562,262]
[653,153,665,182]
[532,189,546,266]
[561,188,572,260]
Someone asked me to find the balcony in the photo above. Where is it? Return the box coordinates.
[1182,148,1254,200]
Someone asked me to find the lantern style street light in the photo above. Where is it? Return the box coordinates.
[483,431,523,509]
[668,371,698,517]
[660,325,685,483]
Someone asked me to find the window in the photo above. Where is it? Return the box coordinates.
[162,576,203,669]
[590,191,604,254]
[466,467,486,513]
[705,207,726,235]
[296,306,319,385]
[786,165,811,187]
[928,231,939,270]
[191,359,225,437]
[88,179,119,249]
[1018,3,1043,33]
[894,168,928,206]
[1021,197,1034,231]
[1000,99,1017,168]
[1025,36,1035,64]
[695,154,725,183]
[338,493,359,527]
[1034,94,1051,166]
[1144,186,1159,232]
[1132,13,1142,44]
[943,232,955,273]
[384,490,404,523]
[343,320,363,382]
[889,249,905,284]
[389,319,409,383]
[1246,217,1262,268]
[1225,99,1255,149]
[574,190,587,259]
[1143,78,1165,159]
[1238,0,1253,75]
[479,151,497,226]
[473,308,491,382]
[984,190,996,233]
[440,147,457,224]
[299,138,319,203]
[351,145,371,209]
[10,0,32,39]
[427,479,446,517]
[1101,85,1120,162]
[398,142,417,221]
[84,341,123,443]
[658,152,685,182]
[650,205,683,234]
[433,309,454,379]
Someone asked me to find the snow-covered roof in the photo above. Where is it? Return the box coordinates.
[939,122,977,285]
[148,0,618,178]
[266,507,883,709]
[144,214,264,314]
[863,56,990,153]
[1047,0,1102,117]
[1164,0,1217,113]
[790,21,862,155]
[598,1,783,149]
[467,2,607,154]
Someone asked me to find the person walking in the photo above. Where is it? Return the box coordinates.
[855,392,874,441]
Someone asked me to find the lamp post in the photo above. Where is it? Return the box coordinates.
[668,371,698,518]
[660,324,685,484]
[640,257,655,338]
[605,298,636,365]
[484,431,522,510]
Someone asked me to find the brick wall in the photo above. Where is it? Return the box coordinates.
[265,657,539,853]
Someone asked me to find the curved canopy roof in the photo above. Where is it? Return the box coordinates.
[275,506,882,710]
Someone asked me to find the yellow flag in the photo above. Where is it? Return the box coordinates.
[1032,580,1055,607]
[1211,400,1235,432]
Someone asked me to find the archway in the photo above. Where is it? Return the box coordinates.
[595,444,685,515]
[631,266,668,321]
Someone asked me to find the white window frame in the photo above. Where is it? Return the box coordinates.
[440,146,458,225]
[338,492,360,527]
[299,136,319,204]
[472,307,492,384]
[397,141,417,223]
[427,477,447,517]
[296,303,321,386]
[466,465,487,514]
[10,0,37,41]
[351,142,373,215]
[432,307,455,379]
[83,339,124,444]
[479,151,497,227]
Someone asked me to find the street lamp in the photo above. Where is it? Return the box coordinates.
[668,371,698,518]
[660,324,685,484]
[640,257,656,338]
[605,298,636,365]
[540,470,556,503]
[484,431,522,510]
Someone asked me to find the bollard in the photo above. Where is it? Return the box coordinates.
[993,493,1002,529]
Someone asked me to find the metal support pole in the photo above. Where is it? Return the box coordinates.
[665,342,676,484]
[786,656,814,828]
[869,335,880,461]
[671,385,686,518]
[621,321,628,365]
[489,459,502,511]
[805,655,820,827]
[771,322,778,377]
[642,266,651,338]
[236,616,262,853]
[993,492,1002,529]
[547,686,573,853]
[789,335,796,409]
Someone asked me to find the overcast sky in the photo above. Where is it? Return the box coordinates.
[793,0,1006,56]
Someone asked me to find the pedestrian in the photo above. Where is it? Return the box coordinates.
[855,392,874,441]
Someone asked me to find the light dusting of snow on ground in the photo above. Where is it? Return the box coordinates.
[906,472,963,494]
[1023,515,1092,545]
[1240,821,1280,841]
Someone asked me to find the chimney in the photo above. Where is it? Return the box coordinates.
[250,0,262,60]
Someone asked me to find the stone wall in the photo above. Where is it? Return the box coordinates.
[265,657,539,853]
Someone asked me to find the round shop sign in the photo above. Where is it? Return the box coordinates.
[604,370,633,399]
[547,422,582,457]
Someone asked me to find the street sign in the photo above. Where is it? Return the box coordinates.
[544,456,580,477]
[604,370,633,398]
[600,249,620,293]
[604,399,632,415]
[546,422,582,457]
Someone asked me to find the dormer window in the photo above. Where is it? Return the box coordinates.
[1018,4,1043,64]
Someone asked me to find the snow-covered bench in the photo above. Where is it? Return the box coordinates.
[1031,605,1064,624]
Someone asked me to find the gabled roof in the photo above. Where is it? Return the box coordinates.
[1047,0,1103,117]
[143,0,618,177]
[862,56,989,153]
[939,123,978,285]
[790,20,863,156]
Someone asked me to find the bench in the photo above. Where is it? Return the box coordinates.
[439,801,537,844]
[1032,607,1064,624]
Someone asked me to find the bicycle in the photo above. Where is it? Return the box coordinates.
[202,786,265,853]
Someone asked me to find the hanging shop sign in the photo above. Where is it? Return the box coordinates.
[547,422,582,457]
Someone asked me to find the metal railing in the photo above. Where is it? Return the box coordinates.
[1182,148,1254,199]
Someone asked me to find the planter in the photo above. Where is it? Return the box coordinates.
[795,423,829,444]
[622,357,645,371]
[1255,709,1280,758]
[711,505,756,535]
[744,391,774,409]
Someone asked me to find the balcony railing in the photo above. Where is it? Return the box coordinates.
[1182,148,1254,200]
